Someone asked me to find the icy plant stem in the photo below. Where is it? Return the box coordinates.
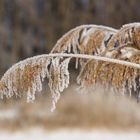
[48,53,140,69]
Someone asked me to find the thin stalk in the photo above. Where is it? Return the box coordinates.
[48,53,140,69]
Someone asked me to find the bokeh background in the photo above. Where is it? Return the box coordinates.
[0,0,140,134]
[0,0,140,75]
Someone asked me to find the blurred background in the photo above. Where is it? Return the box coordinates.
[0,0,140,136]
[0,0,140,76]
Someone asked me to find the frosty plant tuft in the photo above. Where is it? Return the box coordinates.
[1,23,140,111]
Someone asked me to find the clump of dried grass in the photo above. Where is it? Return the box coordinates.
[0,23,140,111]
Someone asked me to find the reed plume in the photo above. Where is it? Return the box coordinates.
[1,23,140,111]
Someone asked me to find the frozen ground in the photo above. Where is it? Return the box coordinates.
[0,128,140,140]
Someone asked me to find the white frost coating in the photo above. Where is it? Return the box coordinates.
[51,24,117,72]
[60,58,71,91]
[48,57,71,112]
[122,22,140,28]
[51,24,117,54]
[47,53,140,69]
[0,56,51,101]
[120,47,140,59]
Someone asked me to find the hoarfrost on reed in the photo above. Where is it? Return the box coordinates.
[1,23,140,111]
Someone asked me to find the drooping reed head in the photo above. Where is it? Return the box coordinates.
[1,23,140,111]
